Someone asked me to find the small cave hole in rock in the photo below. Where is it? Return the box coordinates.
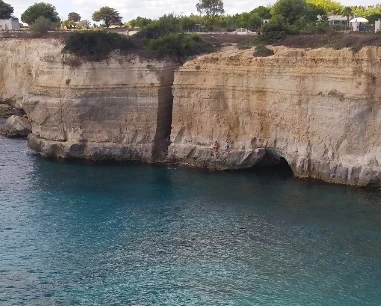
[249,150,293,178]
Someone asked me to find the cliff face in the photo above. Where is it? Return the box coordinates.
[0,39,178,161]
[169,47,381,186]
[2,39,381,186]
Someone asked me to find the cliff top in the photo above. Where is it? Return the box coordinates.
[181,44,381,69]
[274,32,381,51]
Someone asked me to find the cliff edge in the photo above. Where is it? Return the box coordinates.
[169,46,381,186]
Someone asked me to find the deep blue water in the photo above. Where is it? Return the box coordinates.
[1,136,381,305]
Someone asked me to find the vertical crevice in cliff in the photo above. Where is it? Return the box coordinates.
[152,85,173,161]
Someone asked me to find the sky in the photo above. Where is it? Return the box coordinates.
[10,0,381,23]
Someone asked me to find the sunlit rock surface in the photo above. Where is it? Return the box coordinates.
[169,47,381,186]
[0,39,178,161]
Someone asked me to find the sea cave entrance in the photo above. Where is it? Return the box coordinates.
[249,149,293,177]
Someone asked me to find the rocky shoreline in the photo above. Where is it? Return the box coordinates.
[0,102,30,138]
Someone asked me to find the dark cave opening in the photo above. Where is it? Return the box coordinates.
[250,150,294,177]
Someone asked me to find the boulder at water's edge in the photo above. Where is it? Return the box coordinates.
[1,115,31,138]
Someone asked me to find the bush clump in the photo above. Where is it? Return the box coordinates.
[144,33,212,58]
[30,16,59,37]
[135,14,180,40]
[189,33,202,42]
[62,31,134,61]
[253,44,274,57]
[257,20,292,45]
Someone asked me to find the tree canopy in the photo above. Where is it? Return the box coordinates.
[196,0,224,19]
[92,6,122,27]
[77,19,91,29]
[235,12,262,29]
[0,0,13,19]
[306,0,342,14]
[271,0,308,24]
[21,2,60,25]
[126,16,152,28]
[251,6,271,19]
[62,19,76,29]
[68,12,81,22]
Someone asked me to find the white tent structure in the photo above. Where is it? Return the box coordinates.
[350,17,369,31]
[349,17,369,23]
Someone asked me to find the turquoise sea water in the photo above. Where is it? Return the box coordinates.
[1,136,381,305]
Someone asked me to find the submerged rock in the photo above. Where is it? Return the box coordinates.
[0,115,31,138]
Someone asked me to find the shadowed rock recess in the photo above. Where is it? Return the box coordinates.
[2,39,381,186]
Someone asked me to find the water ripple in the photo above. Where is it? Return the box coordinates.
[1,136,381,305]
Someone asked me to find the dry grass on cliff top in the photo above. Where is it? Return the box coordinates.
[273,32,381,52]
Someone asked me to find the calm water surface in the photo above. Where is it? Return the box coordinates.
[1,136,381,305]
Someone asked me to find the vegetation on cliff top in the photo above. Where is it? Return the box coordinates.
[63,14,214,62]
[62,31,134,61]
[13,0,381,62]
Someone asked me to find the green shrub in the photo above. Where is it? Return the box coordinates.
[237,43,252,50]
[145,33,212,58]
[253,44,274,57]
[135,14,181,40]
[256,16,292,44]
[30,16,58,36]
[62,31,134,61]
[189,33,202,42]
[145,33,192,57]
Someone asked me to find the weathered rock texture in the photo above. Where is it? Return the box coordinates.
[0,39,178,161]
[0,115,31,138]
[3,39,381,187]
[169,47,381,186]
[0,103,14,117]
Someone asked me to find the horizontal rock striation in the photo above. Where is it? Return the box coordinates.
[0,39,179,161]
[168,47,381,186]
[3,38,381,187]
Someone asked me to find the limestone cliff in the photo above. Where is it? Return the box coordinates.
[0,39,178,161]
[169,47,381,186]
[3,38,381,187]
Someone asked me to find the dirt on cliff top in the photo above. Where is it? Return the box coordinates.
[274,32,381,51]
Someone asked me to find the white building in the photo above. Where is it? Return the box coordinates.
[375,20,381,32]
[0,18,20,31]
[235,28,257,35]
[349,17,369,32]
[328,15,348,26]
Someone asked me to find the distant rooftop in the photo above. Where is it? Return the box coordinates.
[328,15,348,22]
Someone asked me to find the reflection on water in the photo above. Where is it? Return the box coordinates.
[1,136,381,305]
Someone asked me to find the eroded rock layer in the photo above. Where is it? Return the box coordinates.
[169,47,381,186]
[0,39,178,161]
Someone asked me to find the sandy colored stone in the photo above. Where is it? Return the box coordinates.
[0,39,179,161]
[0,104,13,117]
[0,115,31,138]
[169,46,381,186]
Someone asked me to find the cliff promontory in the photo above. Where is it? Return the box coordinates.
[0,39,178,161]
[168,47,381,186]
